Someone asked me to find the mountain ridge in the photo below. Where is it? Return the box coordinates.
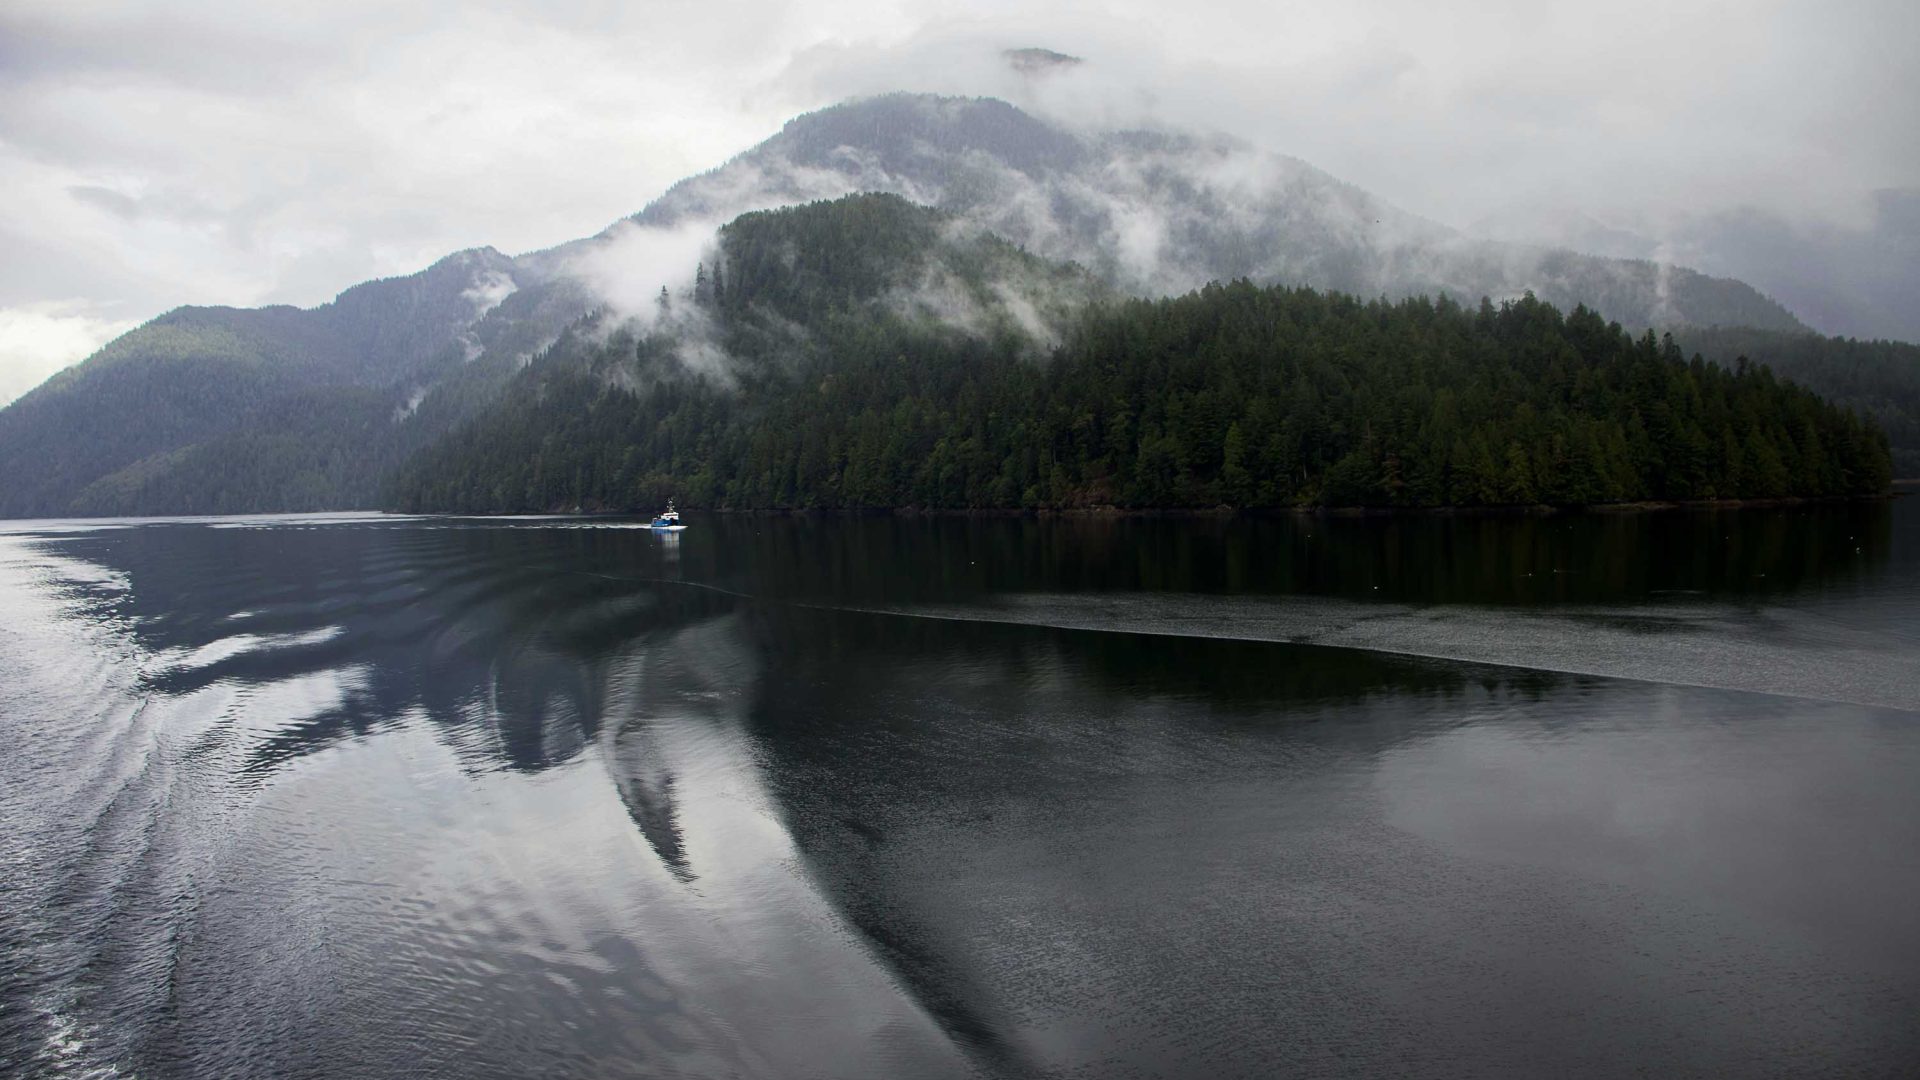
[551,94,1807,337]
[388,194,1890,514]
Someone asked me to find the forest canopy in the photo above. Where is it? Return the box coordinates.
[387,197,1892,513]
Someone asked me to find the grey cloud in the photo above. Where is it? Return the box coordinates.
[0,225,160,310]
[0,0,1915,403]
[764,7,1919,230]
[65,184,141,219]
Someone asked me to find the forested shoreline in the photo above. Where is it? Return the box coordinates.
[430,494,1901,519]
[389,198,1891,515]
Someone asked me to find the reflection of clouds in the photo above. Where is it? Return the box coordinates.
[1375,693,1920,971]
[6,521,978,1078]
[151,626,344,674]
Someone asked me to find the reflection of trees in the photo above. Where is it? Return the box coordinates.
[46,503,1896,829]
[682,502,1893,608]
[731,602,1566,1074]
[738,602,1548,715]
[55,504,1887,879]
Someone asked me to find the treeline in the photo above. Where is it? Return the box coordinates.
[69,387,403,515]
[388,199,1889,513]
[1677,327,1920,478]
[0,328,301,518]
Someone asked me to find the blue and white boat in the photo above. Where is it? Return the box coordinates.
[649,501,687,531]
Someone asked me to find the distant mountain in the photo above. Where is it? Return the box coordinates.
[1475,189,1920,343]
[1666,192,1920,344]
[0,247,534,517]
[1675,327,1920,478]
[2,93,1903,518]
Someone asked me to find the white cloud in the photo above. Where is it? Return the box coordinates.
[569,218,745,380]
[0,302,139,405]
[0,0,1912,400]
[763,3,1918,229]
[570,219,723,328]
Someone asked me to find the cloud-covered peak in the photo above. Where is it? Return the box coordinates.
[558,92,1794,333]
[1003,47,1083,76]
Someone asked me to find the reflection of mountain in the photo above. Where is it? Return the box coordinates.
[30,504,1898,786]
[2,521,1000,1079]
[599,619,760,884]
[612,748,689,882]
[733,604,1547,1074]
[62,522,735,786]
[21,516,1550,1075]
[39,518,775,887]
[735,601,1920,1076]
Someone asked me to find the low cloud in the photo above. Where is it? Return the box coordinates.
[570,218,721,329]
[567,218,743,381]
[764,7,1918,233]
[0,302,139,405]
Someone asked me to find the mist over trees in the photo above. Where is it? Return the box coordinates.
[388,196,1890,514]
[588,94,1813,336]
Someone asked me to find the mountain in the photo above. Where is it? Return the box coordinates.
[388,195,1889,513]
[0,246,529,517]
[567,94,1808,333]
[0,93,1905,518]
[1650,192,1920,344]
[391,194,1111,512]
[1476,189,1920,343]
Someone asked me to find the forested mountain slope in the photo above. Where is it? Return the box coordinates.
[389,196,1888,513]
[1676,328,1920,477]
[0,248,525,517]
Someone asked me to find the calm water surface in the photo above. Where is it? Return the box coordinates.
[1,503,1916,1078]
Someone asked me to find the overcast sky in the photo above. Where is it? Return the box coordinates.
[1,0,1914,402]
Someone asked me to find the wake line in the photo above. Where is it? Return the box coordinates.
[834,599,1920,717]
[540,570,1920,716]
[554,569,759,602]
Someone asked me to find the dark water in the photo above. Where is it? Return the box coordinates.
[1,503,1917,1078]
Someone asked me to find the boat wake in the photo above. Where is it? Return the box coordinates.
[826,592,1920,716]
